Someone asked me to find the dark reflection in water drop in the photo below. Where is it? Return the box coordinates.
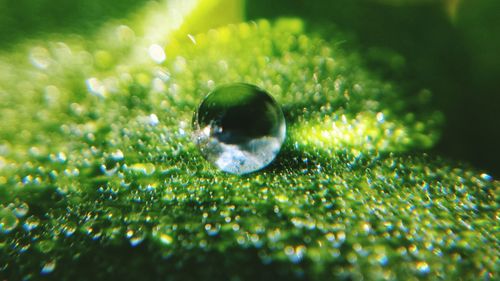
[193,83,286,175]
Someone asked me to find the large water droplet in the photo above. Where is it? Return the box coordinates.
[193,83,286,175]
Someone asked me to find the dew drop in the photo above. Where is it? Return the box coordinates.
[62,221,77,237]
[204,223,221,236]
[193,83,286,175]
[29,46,51,69]
[129,234,145,247]
[13,202,29,218]
[416,261,430,275]
[480,173,493,182]
[0,208,18,234]
[23,216,40,232]
[159,233,173,245]
[126,226,146,247]
[127,163,156,175]
[152,225,174,245]
[149,44,166,64]
[37,240,56,254]
[377,254,389,266]
[41,260,56,275]
[110,149,124,161]
[284,245,306,263]
[116,25,135,44]
[86,77,107,98]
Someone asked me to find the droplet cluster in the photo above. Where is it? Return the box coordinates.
[0,15,496,281]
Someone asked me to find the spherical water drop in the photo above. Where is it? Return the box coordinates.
[62,222,77,237]
[204,223,221,236]
[23,216,40,232]
[0,208,18,234]
[126,227,146,247]
[193,83,286,175]
[416,261,430,275]
[13,202,29,218]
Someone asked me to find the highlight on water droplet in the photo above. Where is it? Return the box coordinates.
[192,83,286,175]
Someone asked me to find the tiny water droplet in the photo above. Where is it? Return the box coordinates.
[37,240,56,254]
[126,226,146,247]
[204,223,221,236]
[29,46,51,69]
[152,224,174,245]
[284,245,306,263]
[13,202,29,218]
[129,234,145,247]
[110,149,124,161]
[62,221,77,237]
[149,44,166,64]
[193,83,286,175]
[23,216,40,232]
[416,261,430,275]
[480,173,493,182]
[0,208,18,234]
[41,260,56,275]
[127,163,156,175]
[376,112,385,123]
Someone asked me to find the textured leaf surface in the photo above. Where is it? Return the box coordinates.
[0,3,497,281]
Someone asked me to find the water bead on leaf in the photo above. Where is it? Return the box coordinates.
[193,83,286,175]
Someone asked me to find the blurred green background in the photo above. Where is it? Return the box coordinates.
[246,0,500,176]
[0,0,498,175]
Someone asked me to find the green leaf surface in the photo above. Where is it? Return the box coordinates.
[0,1,497,280]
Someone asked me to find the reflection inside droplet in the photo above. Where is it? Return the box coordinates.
[193,83,286,175]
